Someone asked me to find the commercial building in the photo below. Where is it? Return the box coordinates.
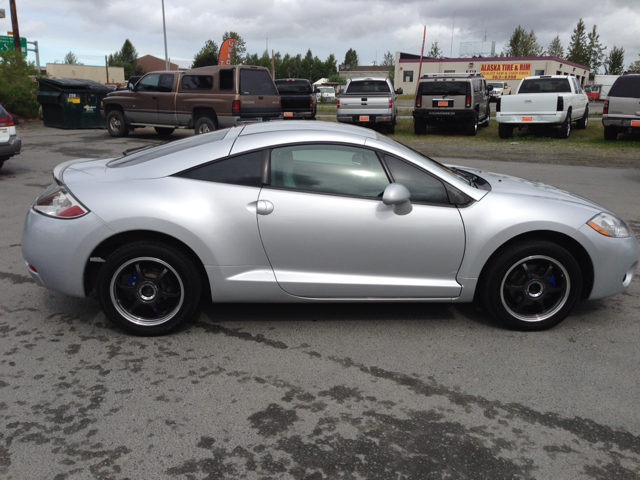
[45,63,125,85]
[394,52,590,94]
[338,64,392,81]
[137,54,179,73]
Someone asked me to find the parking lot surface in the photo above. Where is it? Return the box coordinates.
[1,123,639,479]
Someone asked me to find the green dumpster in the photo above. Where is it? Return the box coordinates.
[37,78,112,129]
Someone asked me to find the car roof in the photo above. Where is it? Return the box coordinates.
[239,120,379,139]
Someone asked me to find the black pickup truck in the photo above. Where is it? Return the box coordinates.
[275,78,317,120]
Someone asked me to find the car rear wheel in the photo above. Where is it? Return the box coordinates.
[195,117,216,135]
[481,240,582,331]
[498,123,513,139]
[106,110,129,137]
[414,120,426,135]
[465,112,478,136]
[154,127,175,136]
[575,106,588,129]
[558,110,571,139]
[604,125,618,141]
[97,242,202,335]
[387,122,395,134]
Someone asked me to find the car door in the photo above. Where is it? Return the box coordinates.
[157,74,177,125]
[256,144,466,298]
[129,73,160,124]
[570,77,587,120]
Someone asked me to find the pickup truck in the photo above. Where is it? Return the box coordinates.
[496,75,589,139]
[337,77,402,134]
[275,78,317,120]
[101,65,281,137]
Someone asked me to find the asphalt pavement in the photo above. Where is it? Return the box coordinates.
[0,123,638,479]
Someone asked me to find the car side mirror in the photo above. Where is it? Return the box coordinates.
[383,183,412,215]
[314,87,320,93]
[487,85,493,91]
[395,88,403,94]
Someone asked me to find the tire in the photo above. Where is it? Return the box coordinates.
[575,106,588,129]
[558,110,571,139]
[604,125,618,141]
[480,240,582,331]
[97,242,203,336]
[154,127,175,136]
[414,119,426,135]
[194,117,216,135]
[106,110,129,137]
[498,123,513,139]
[465,111,478,136]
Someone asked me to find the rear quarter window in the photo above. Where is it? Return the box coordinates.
[240,69,278,95]
[182,75,214,90]
[346,80,391,94]
[608,76,640,98]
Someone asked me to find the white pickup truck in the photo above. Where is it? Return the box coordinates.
[496,75,589,139]
[337,77,402,134]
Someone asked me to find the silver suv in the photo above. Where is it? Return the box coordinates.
[602,74,640,140]
[413,73,492,136]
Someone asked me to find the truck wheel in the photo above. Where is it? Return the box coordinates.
[576,106,588,129]
[465,112,478,136]
[498,123,513,139]
[558,110,571,139]
[195,117,216,135]
[154,127,175,136]
[604,126,618,141]
[414,120,426,135]
[387,122,395,134]
[106,110,129,137]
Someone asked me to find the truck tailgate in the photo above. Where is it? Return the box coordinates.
[500,94,559,115]
[339,95,391,115]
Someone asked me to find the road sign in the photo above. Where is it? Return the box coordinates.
[0,35,27,57]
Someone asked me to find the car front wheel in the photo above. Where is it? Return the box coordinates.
[106,110,129,137]
[97,242,202,335]
[481,240,582,331]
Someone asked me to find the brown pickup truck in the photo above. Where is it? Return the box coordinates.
[100,65,281,137]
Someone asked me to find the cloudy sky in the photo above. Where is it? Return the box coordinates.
[4,0,640,70]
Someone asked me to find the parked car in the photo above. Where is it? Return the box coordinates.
[584,85,602,101]
[413,73,491,136]
[496,75,589,139]
[101,65,281,137]
[488,81,509,101]
[275,78,317,120]
[22,122,638,335]
[316,86,336,102]
[602,74,640,140]
[337,77,401,133]
[0,105,21,169]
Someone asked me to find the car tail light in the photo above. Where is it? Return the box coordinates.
[337,99,340,109]
[465,84,471,108]
[0,114,14,127]
[232,100,240,114]
[309,94,314,109]
[416,95,421,108]
[557,96,564,111]
[32,183,89,219]
[603,100,609,115]
[388,99,393,109]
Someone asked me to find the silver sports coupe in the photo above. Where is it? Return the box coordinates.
[22,122,638,335]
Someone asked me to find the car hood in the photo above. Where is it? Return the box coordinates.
[459,166,609,213]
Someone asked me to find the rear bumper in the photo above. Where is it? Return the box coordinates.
[337,114,394,125]
[413,109,475,123]
[281,110,316,120]
[602,116,640,129]
[0,135,21,159]
[495,111,565,125]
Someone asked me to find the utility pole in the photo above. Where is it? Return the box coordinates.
[9,0,20,52]
[161,0,169,70]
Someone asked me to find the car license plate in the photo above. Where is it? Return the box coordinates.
[522,116,533,122]
[632,120,640,127]
[359,115,369,122]
[0,128,7,134]
[284,112,293,118]
[438,101,449,107]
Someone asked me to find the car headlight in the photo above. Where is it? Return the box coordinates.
[587,212,631,238]
[32,183,89,219]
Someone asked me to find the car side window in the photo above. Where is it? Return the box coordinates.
[177,150,263,187]
[159,74,175,93]
[137,74,160,92]
[270,145,389,198]
[383,154,450,205]
[220,70,234,90]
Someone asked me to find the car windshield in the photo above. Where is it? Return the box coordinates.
[419,81,467,96]
[488,83,503,88]
[519,78,571,94]
[107,129,229,167]
[240,69,278,95]
[276,80,312,94]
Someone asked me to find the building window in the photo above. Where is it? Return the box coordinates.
[403,70,414,82]
[444,70,455,74]
[534,69,545,76]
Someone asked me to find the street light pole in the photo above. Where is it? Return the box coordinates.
[161,0,169,70]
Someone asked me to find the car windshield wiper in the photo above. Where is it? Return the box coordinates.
[450,167,479,187]
[122,144,156,156]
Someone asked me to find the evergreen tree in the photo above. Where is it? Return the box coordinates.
[192,40,218,68]
[427,41,443,58]
[381,51,395,84]
[587,25,606,75]
[343,48,359,67]
[567,19,589,66]
[222,31,246,65]
[108,39,145,79]
[604,46,625,75]
[64,51,82,65]
[504,26,544,57]
[547,36,564,59]
[629,54,640,72]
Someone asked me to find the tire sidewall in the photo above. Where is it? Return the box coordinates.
[107,111,127,137]
[195,117,216,135]
[482,241,582,331]
[97,242,202,335]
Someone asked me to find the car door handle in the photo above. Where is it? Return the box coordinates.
[249,200,274,215]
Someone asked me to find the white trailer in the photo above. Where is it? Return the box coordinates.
[594,74,619,98]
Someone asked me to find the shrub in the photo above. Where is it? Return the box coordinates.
[0,49,40,118]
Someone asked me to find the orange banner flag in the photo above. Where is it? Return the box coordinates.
[218,38,236,66]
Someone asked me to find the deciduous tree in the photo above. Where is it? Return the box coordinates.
[0,49,40,117]
[427,41,443,58]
